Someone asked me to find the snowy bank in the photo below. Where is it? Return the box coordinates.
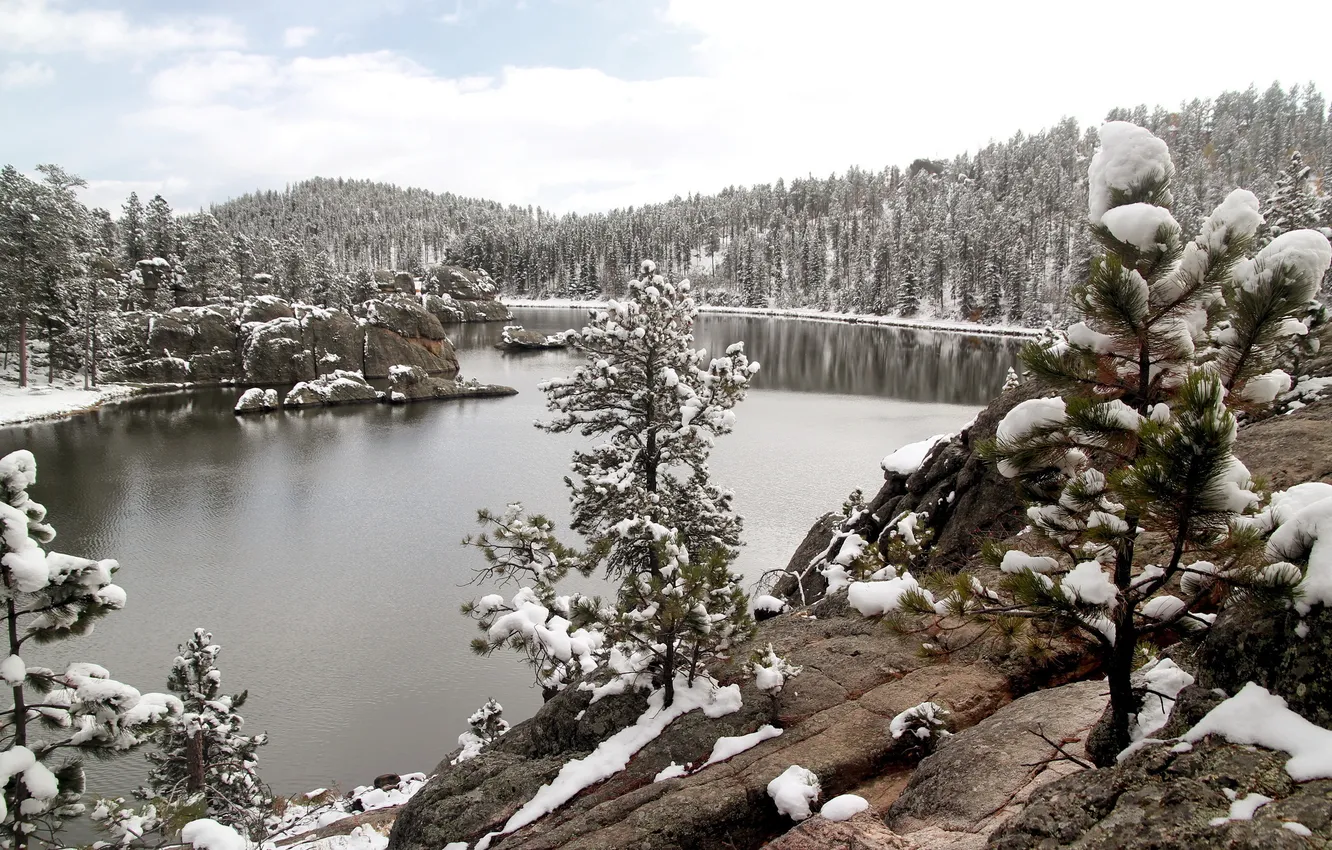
[502,298,1041,339]
[0,382,142,427]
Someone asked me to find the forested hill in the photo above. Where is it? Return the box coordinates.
[212,82,1332,325]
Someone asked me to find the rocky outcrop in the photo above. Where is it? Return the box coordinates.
[420,265,513,323]
[764,809,915,849]
[386,366,516,403]
[387,587,1094,850]
[283,372,381,408]
[886,680,1107,850]
[105,296,460,386]
[234,388,279,414]
[989,736,1332,849]
[495,326,575,351]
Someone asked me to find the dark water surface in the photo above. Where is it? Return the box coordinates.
[0,309,1020,799]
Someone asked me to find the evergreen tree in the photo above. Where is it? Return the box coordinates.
[893,122,1332,764]
[182,214,236,304]
[144,195,175,260]
[466,262,759,708]
[120,192,147,264]
[1261,150,1320,244]
[143,629,270,837]
[1,451,180,849]
[897,271,920,318]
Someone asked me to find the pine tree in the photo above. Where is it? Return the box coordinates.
[143,629,270,837]
[1,451,180,849]
[1260,151,1320,245]
[467,262,759,708]
[893,122,1332,764]
[120,193,147,264]
[897,271,920,318]
[182,214,236,304]
[144,195,175,261]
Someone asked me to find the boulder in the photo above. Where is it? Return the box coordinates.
[386,365,516,403]
[144,313,197,354]
[113,355,191,384]
[421,293,465,325]
[284,371,380,408]
[234,388,279,414]
[168,307,236,354]
[1192,604,1332,730]
[362,296,449,341]
[1234,397,1332,489]
[364,327,458,379]
[886,680,1108,850]
[303,308,366,376]
[241,318,315,384]
[988,736,1332,849]
[185,351,237,383]
[427,265,499,301]
[495,326,574,351]
[240,295,295,325]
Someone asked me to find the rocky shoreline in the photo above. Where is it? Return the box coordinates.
[371,335,1332,850]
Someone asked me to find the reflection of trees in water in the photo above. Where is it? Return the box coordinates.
[507,308,1022,405]
[693,316,1023,405]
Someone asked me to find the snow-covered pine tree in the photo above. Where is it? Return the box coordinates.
[143,629,270,837]
[467,262,760,708]
[1260,150,1320,245]
[897,271,920,318]
[1,451,181,849]
[895,121,1332,764]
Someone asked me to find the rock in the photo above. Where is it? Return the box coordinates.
[185,351,237,383]
[1234,397,1332,489]
[283,371,380,408]
[772,513,842,606]
[302,308,366,376]
[239,295,295,325]
[241,317,316,384]
[988,736,1332,849]
[764,809,917,849]
[496,326,575,351]
[169,307,236,354]
[421,293,465,325]
[364,327,459,379]
[234,388,279,414]
[362,296,449,342]
[886,680,1108,849]
[385,365,516,403]
[374,773,402,791]
[115,355,191,384]
[1192,604,1332,730]
[388,597,1020,850]
[427,265,499,301]
[144,313,197,354]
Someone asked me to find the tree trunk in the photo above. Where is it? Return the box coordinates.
[8,591,30,850]
[18,316,28,388]
[187,729,206,793]
[661,639,676,709]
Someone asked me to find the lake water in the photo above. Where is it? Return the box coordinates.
[0,308,1021,801]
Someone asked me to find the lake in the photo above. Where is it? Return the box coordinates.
[0,308,1021,801]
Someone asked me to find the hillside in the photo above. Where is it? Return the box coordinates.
[211,82,1332,325]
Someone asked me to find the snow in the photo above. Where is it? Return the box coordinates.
[890,702,949,740]
[1284,822,1314,836]
[653,762,689,782]
[1067,321,1116,353]
[1199,189,1264,250]
[767,765,820,821]
[752,644,801,695]
[1235,230,1331,301]
[995,397,1068,477]
[1208,792,1272,826]
[847,572,929,616]
[1100,203,1179,252]
[703,725,784,767]
[1183,682,1332,781]
[820,794,869,822]
[882,433,950,476]
[1264,488,1332,613]
[0,383,139,426]
[0,655,25,685]
[182,819,250,850]
[1087,122,1173,225]
[475,677,741,849]
[752,594,788,615]
[1140,595,1186,621]
[1060,561,1118,605]
[1238,369,1292,404]
[1129,658,1194,743]
[1000,551,1058,574]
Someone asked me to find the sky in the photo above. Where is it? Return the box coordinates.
[1,0,1329,215]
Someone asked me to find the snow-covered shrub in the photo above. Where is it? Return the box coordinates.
[0,450,180,848]
[889,701,951,755]
[888,121,1332,764]
[141,629,270,838]
[451,698,510,765]
[749,644,801,697]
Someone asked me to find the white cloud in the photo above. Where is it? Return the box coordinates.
[282,26,318,48]
[92,0,1332,212]
[0,59,54,90]
[0,0,244,57]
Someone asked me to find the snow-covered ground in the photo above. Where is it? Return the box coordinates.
[502,298,1042,339]
[0,382,141,427]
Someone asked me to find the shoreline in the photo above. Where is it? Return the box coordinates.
[503,299,1043,339]
[0,382,154,428]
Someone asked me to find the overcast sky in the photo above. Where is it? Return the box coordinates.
[1,0,1328,214]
